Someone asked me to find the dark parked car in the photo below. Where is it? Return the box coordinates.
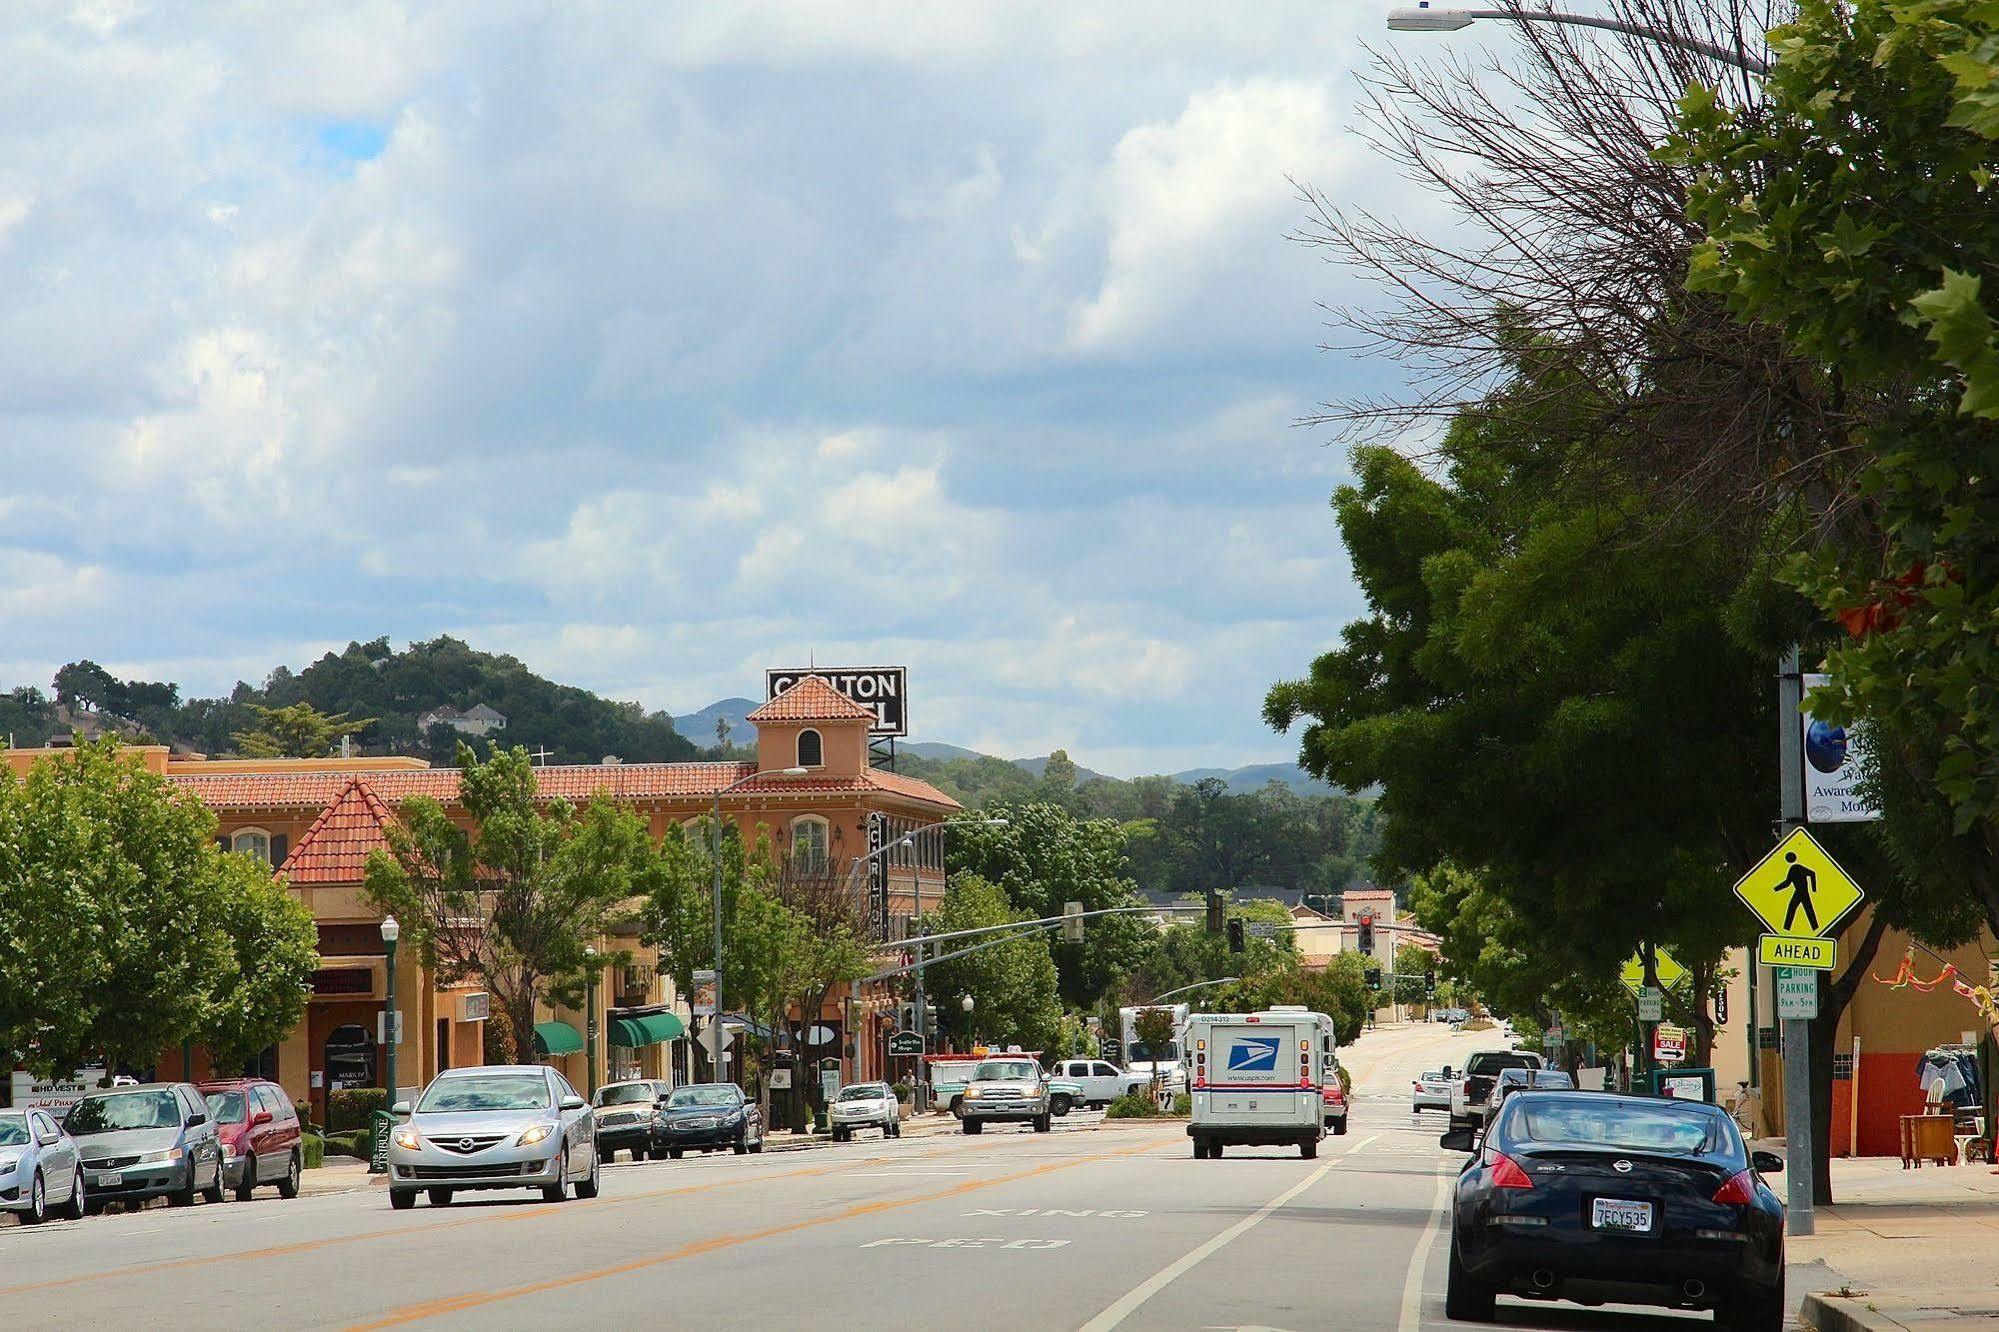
[1442,1091,1784,1329]
[655,1084,763,1158]
[199,1079,305,1200]
[67,1083,225,1211]
[1483,1067,1577,1125]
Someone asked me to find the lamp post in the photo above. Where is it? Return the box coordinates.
[584,945,599,1098]
[380,915,400,1105]
[710,766,808,1085]
[1150,977,1239,1004]
[1384,3,1769,72]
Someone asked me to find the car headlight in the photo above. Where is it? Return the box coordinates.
[0,1150,21,1171]
[393,1126,422,1150]
[136,1147,186,1165]
[516,1123,554,1148]
[963,1088,981,1100]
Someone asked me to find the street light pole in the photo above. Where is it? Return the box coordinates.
[380,915,400,1105]
[1385,4,1770,73]
[709,766,808,1085]
[1150,977,1240,1004]
[584,944,599,1098]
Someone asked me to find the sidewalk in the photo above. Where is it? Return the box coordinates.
[1794,1153,1999,1329]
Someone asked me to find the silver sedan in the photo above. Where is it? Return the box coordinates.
[1,1108,86,1224]
[386,1065,598,1210]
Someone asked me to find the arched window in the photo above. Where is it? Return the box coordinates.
[790,816,829,872]
[231,828,272,864]
[796,728,823,768]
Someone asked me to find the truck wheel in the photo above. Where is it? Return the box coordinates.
[1334,1118,1349,1136]
[1302,1139,1319,1159]
[949,1097,964,1118]
[1050,1094,1071,1116]
[964,1119,983,1135]
[1034,1113,1052,1133]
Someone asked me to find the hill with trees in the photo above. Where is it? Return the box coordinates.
[3,637,698,765]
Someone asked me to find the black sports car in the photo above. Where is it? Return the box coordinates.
[1442,1090,1785,1330]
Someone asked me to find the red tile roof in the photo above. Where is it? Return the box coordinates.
[282,778,400,885]
[744,675,876,723]
[172,759,958,813]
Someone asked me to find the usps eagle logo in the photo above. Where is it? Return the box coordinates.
[1227,1036,1282,1073]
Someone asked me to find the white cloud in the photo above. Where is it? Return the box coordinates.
[1070,78,1347,353]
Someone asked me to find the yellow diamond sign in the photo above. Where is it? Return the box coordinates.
[1619,947,1686,996]
[1733,828,1864,939]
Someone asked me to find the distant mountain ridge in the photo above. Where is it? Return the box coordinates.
[675,702,1338,794]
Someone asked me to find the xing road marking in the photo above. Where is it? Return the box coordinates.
[1397,1164,1453,1332]
[962,1208,1147,1218]
[1075,1159,1340,1332]
[860,1236,1071,1249]
[344,1140,1172,1329]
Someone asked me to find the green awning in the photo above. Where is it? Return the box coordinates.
[608,1012,686,1048]
[533,1020,584,1057]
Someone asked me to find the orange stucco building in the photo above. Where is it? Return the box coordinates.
[5,674,957,1115]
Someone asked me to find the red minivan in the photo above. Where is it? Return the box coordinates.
[197,1079,304,1201]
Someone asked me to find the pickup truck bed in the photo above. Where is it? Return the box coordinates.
[1450,1052,1544,1128]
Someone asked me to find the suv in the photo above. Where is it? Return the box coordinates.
[829,1082,901,1141]
[1449,1050,1545,1130]
[592,1080,672,1162]
[960,1058,1053,1134]
[198,1079,304,1201]
[67,1082,226,1211]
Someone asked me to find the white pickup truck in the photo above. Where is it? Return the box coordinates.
[1049,1058,1153,1108]
[1449,1049,1545,1130]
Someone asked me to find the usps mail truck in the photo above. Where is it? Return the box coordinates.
[1187,1006,1338,1159]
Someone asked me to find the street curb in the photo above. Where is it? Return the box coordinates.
[1803,1294,1897,1332]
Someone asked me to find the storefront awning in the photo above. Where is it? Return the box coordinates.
[608,1011,686,1048]
[532,1020,584,1057]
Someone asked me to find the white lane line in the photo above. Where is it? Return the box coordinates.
[851,1171,974,1177]
[1397,1165,1453,1332]
[1344,1132,1382,1155]
[1076,1161,1338,1332]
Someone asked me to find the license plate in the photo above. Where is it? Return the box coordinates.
[1591,1197,1654,1232]
[94,1171,122,1187]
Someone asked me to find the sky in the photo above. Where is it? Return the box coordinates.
[0,1,1456,778]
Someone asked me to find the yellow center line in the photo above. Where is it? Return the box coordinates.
[346,1139,1174,1330]
[0,1141,968,1297]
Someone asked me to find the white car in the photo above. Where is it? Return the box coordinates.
[1412,1069,1453,1114]
[387,1065,598,1210]
[1051,1059,1151,1108]
[828,1082,901,1142]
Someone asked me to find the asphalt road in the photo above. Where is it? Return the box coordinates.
[0,1023,1822,1330]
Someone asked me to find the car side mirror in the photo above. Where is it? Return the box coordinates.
[188,1112,207,1126]
[39,1132,61,1147]
[1751,1149,1784,1173]
[1439,1127,1476,1153]
[250,1110,273,1127]
[560,1095,586,1111]
[392,1100,413,1117]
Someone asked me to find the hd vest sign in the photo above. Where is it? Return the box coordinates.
[767,667,907,737]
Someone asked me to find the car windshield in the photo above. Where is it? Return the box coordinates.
[667,1086,741,1109]
[66,1090,181,1134]
[974,1061,1037,1081]
[0,1116,29,1146]
[417,1074,551,1113]
[1515,1101,1728,1156]
[1128,1042,1179,1064]
[203,1091,248,1124]
[1533,1072,1576,1088]
[1467,1053,1534,1075]
[838,1084,887,1102]
[1422,1070,1444,1080]
[594,1084,654,1107]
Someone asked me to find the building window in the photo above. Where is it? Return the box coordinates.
[231,828,272,864]
[790,816,829,872]
[797,728,823,768]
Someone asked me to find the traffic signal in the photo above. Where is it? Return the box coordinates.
[1063,900,1085,942]
[1425,970,1436,994]
[1357,914,1375,955]
[1206,889,1224,935]
[1365,967,1382,988]
[1227,919,1245,953]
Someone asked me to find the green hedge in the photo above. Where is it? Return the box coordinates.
[328,1088,387,1134]
[301,1133,325,1171]
[1105,1090,1163,1119]
[322,1130,369,1159]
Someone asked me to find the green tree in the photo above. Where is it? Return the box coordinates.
[365,744,647,1062]
[946,803,1152,1010]
[232,701,374,758]
[923,873,1062,1052]
[1132,1006,1176,1097]
[200,853,321,1071]
[0,741,312,1079]
[1392,941,1434,1012]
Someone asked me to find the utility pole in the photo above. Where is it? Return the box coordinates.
[1778,646,1814,1236]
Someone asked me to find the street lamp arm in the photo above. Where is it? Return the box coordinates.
[1151,977,1239,1003]
[1387,6,1769,74]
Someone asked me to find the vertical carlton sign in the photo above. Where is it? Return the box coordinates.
[766,667,907,737]
[866,811,890,940]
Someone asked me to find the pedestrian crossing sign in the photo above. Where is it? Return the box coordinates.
[1619,947,1686,996]
[1733,828,1864,939]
